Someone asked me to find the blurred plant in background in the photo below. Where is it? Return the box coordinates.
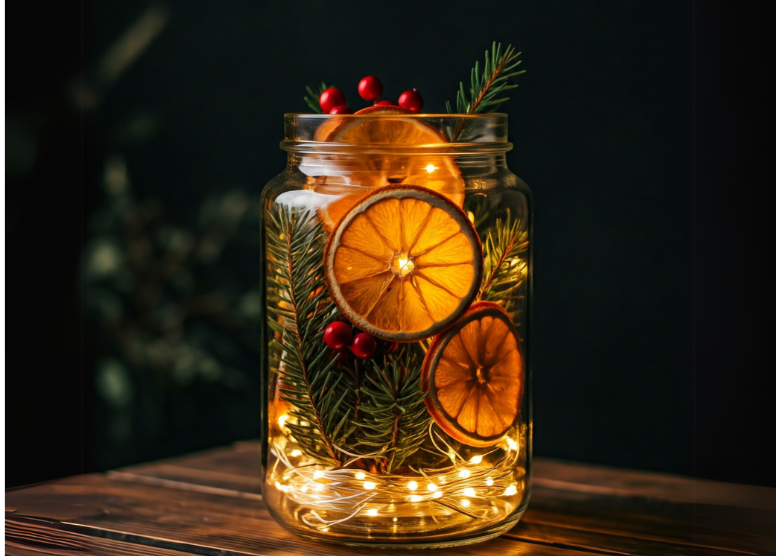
[82,153,264,468]
[22,3,269,470]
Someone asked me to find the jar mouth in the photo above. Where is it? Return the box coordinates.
[284,112,507,119]
[282,113,512,154]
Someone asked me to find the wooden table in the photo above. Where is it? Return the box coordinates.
[5,441,775,555]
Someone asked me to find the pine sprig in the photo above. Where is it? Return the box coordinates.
[447,42,525,140]
[303,82,329,113]
[478,215,529,314]
[266,205,354,466]
[356,345,431,473]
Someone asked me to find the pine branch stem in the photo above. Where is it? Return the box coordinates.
[381,408,401,474]
[478,234,518,299]
[353,360,362,424]
[283,224,341,466]
[447,42,524,141]
[452,56,509,141]
[451,118,467,144]
[381,360,401,474]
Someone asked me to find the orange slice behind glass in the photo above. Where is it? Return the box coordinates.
[311,107,465,232]
[422,301,523,447]
[325,185,482,342]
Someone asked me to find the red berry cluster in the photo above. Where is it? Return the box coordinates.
[323,321,398,360]
[319,76,423,114]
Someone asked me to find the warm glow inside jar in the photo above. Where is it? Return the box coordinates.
[260,113,532,548]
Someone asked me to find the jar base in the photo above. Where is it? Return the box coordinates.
[285,509,525,549]
[264,484,531,549]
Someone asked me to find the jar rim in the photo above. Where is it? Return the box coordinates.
[282,113,512,154]
[283,112,508,118]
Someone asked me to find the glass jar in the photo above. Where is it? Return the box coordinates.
[260,113,532,548]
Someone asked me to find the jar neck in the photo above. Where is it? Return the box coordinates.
[282,114,513,189]
[288,151,510,173]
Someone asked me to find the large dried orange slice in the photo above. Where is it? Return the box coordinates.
[312,107,465,231]
[421,302,523,447]
[325,185,482,342]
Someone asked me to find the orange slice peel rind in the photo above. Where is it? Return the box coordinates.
[324,185,483,343]
[421,301,524,447]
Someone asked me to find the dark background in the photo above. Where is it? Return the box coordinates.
[5,1,774,487]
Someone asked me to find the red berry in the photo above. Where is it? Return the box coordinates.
[358,76,383,101]
[329,105,353,114]
[319,87,346,114]
[351,333,377,359]
[398,89,423,112]
[384,341,399,354]
[374,99,397,106]
[324,321,352,350]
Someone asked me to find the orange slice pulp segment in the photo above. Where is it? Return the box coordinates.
[311,107,465,231]
[422,301,523,447]
[325,185,482,342]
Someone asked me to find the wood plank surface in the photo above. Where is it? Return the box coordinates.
[5,474,581,556]
[532,459,776,510]
[6,441,776,556]
[4,516,190,556]
[114,441,776,553]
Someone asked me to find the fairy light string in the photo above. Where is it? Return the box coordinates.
[269,421,525,529]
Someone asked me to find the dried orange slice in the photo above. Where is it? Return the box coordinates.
[422,302,523,447]
[325,185,482,342]
[312,107,465,231]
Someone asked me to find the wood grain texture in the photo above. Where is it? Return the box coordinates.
[6,474,576,556]
[533,458,776,510]
[4,516,189,556]
[6,441,776,556]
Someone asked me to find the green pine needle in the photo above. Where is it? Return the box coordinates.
[266,205,355,466]
[356,345,431,473]
[447,42,525,140]
[304,82,329,113]
[478,215,529,316]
